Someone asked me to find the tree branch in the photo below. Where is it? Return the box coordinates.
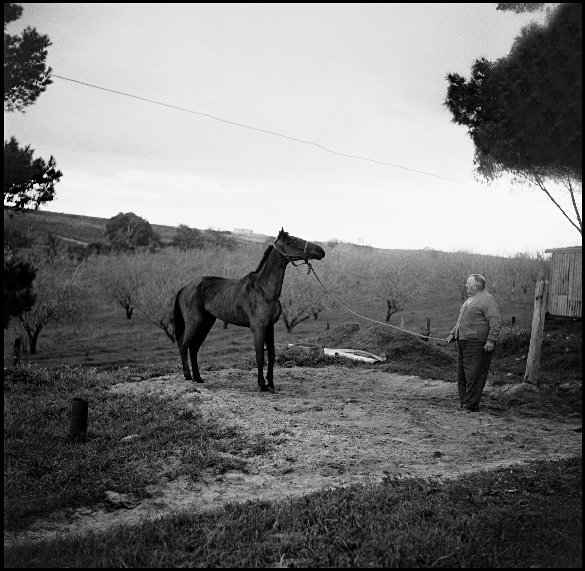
[520,172,582,235]
[562,177,582,232]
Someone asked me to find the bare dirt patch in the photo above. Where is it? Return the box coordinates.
[5,365,581,547]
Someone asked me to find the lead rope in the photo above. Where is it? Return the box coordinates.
[305,262,448,344]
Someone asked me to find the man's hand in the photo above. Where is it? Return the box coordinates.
[446,333,455,344]
[483,340,495,352]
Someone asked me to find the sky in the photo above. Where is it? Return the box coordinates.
[4,3,582,257]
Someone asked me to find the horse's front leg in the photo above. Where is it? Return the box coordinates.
[265,324,275,391]
[251,325,272,393]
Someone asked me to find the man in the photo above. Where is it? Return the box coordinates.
[446,274,502,412]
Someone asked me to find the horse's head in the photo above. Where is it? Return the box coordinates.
[274,228,325,263]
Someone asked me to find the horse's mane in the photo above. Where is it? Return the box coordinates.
[253,245,274,273]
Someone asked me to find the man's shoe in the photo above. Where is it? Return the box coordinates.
[463,406,479,413]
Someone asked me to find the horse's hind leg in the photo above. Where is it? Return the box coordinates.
[177,323,194,381]
[179,339,193,381]
[189,313,216,383]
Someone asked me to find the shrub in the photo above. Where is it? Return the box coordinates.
[496,326,531,357]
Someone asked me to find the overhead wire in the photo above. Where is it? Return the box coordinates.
[49,72,465,184]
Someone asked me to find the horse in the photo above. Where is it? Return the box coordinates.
[173,228,325,392]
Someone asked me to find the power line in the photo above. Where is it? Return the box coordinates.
[52,72,464,184]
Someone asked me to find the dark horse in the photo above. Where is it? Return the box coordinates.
[173,228,325,392]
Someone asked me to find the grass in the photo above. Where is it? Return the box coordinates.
[4,310,581,533]
[3,317,581,566]
[3,365,272,532]
[488,317,582,416]
[5,209,110,246]
[4,457,581,567]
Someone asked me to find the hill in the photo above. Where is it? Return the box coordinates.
[3,208,272,248]
[3,208,422,254]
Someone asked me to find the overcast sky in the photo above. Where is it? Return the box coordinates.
[4,3,580,256]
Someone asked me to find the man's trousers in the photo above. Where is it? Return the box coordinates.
[456,339,494,411]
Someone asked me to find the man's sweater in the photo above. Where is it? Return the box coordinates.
[451,289,502,343]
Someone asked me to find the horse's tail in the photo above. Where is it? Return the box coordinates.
[173,287,185,345]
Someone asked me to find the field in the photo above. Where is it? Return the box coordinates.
[3,210,582,567]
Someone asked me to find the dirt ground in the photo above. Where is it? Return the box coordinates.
[5,365,582,547]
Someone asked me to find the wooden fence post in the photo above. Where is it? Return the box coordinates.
[69,398,89,441]
[524,278,549,386]
[13,337,22,366]
[421,318,430,342]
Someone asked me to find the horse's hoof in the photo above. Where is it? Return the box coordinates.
[195,379,204,384]
[259,385,270,392]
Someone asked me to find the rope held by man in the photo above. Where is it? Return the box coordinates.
[304,263,448,344]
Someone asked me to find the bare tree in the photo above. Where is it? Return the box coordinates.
[433,251,479,299]
[374,257,420,322]
[98,254,142,319]
[135,276,179,342]
[18,261,88,354]
[280,267,327,333]
[132,253,193,342]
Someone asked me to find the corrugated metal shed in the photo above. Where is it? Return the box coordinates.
[544,246,582,318]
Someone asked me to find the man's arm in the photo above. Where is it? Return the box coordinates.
[484,296,502,351]
[447,301,466,342]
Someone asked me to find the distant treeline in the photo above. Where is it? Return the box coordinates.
[4,208,244,261]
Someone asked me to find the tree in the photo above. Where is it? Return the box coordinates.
[3,256,36,328]
[3,0,60,327]
[375,260,420,322]
[172,225,238,251]
[496,3,554,14]
[4,5,62,211]
[203,229,237,250]
[445,2,582,234]
[105,212,161,250]
[95,253,142,319]
[99,249,193,342]
[172,224,205,250]
[280,267,327,333]
[102,273,140,319]
[4,136,63,210]
[136,280,177,342]
[16,261,87,353]
[135,266,186,343]
[4,3,53,112]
